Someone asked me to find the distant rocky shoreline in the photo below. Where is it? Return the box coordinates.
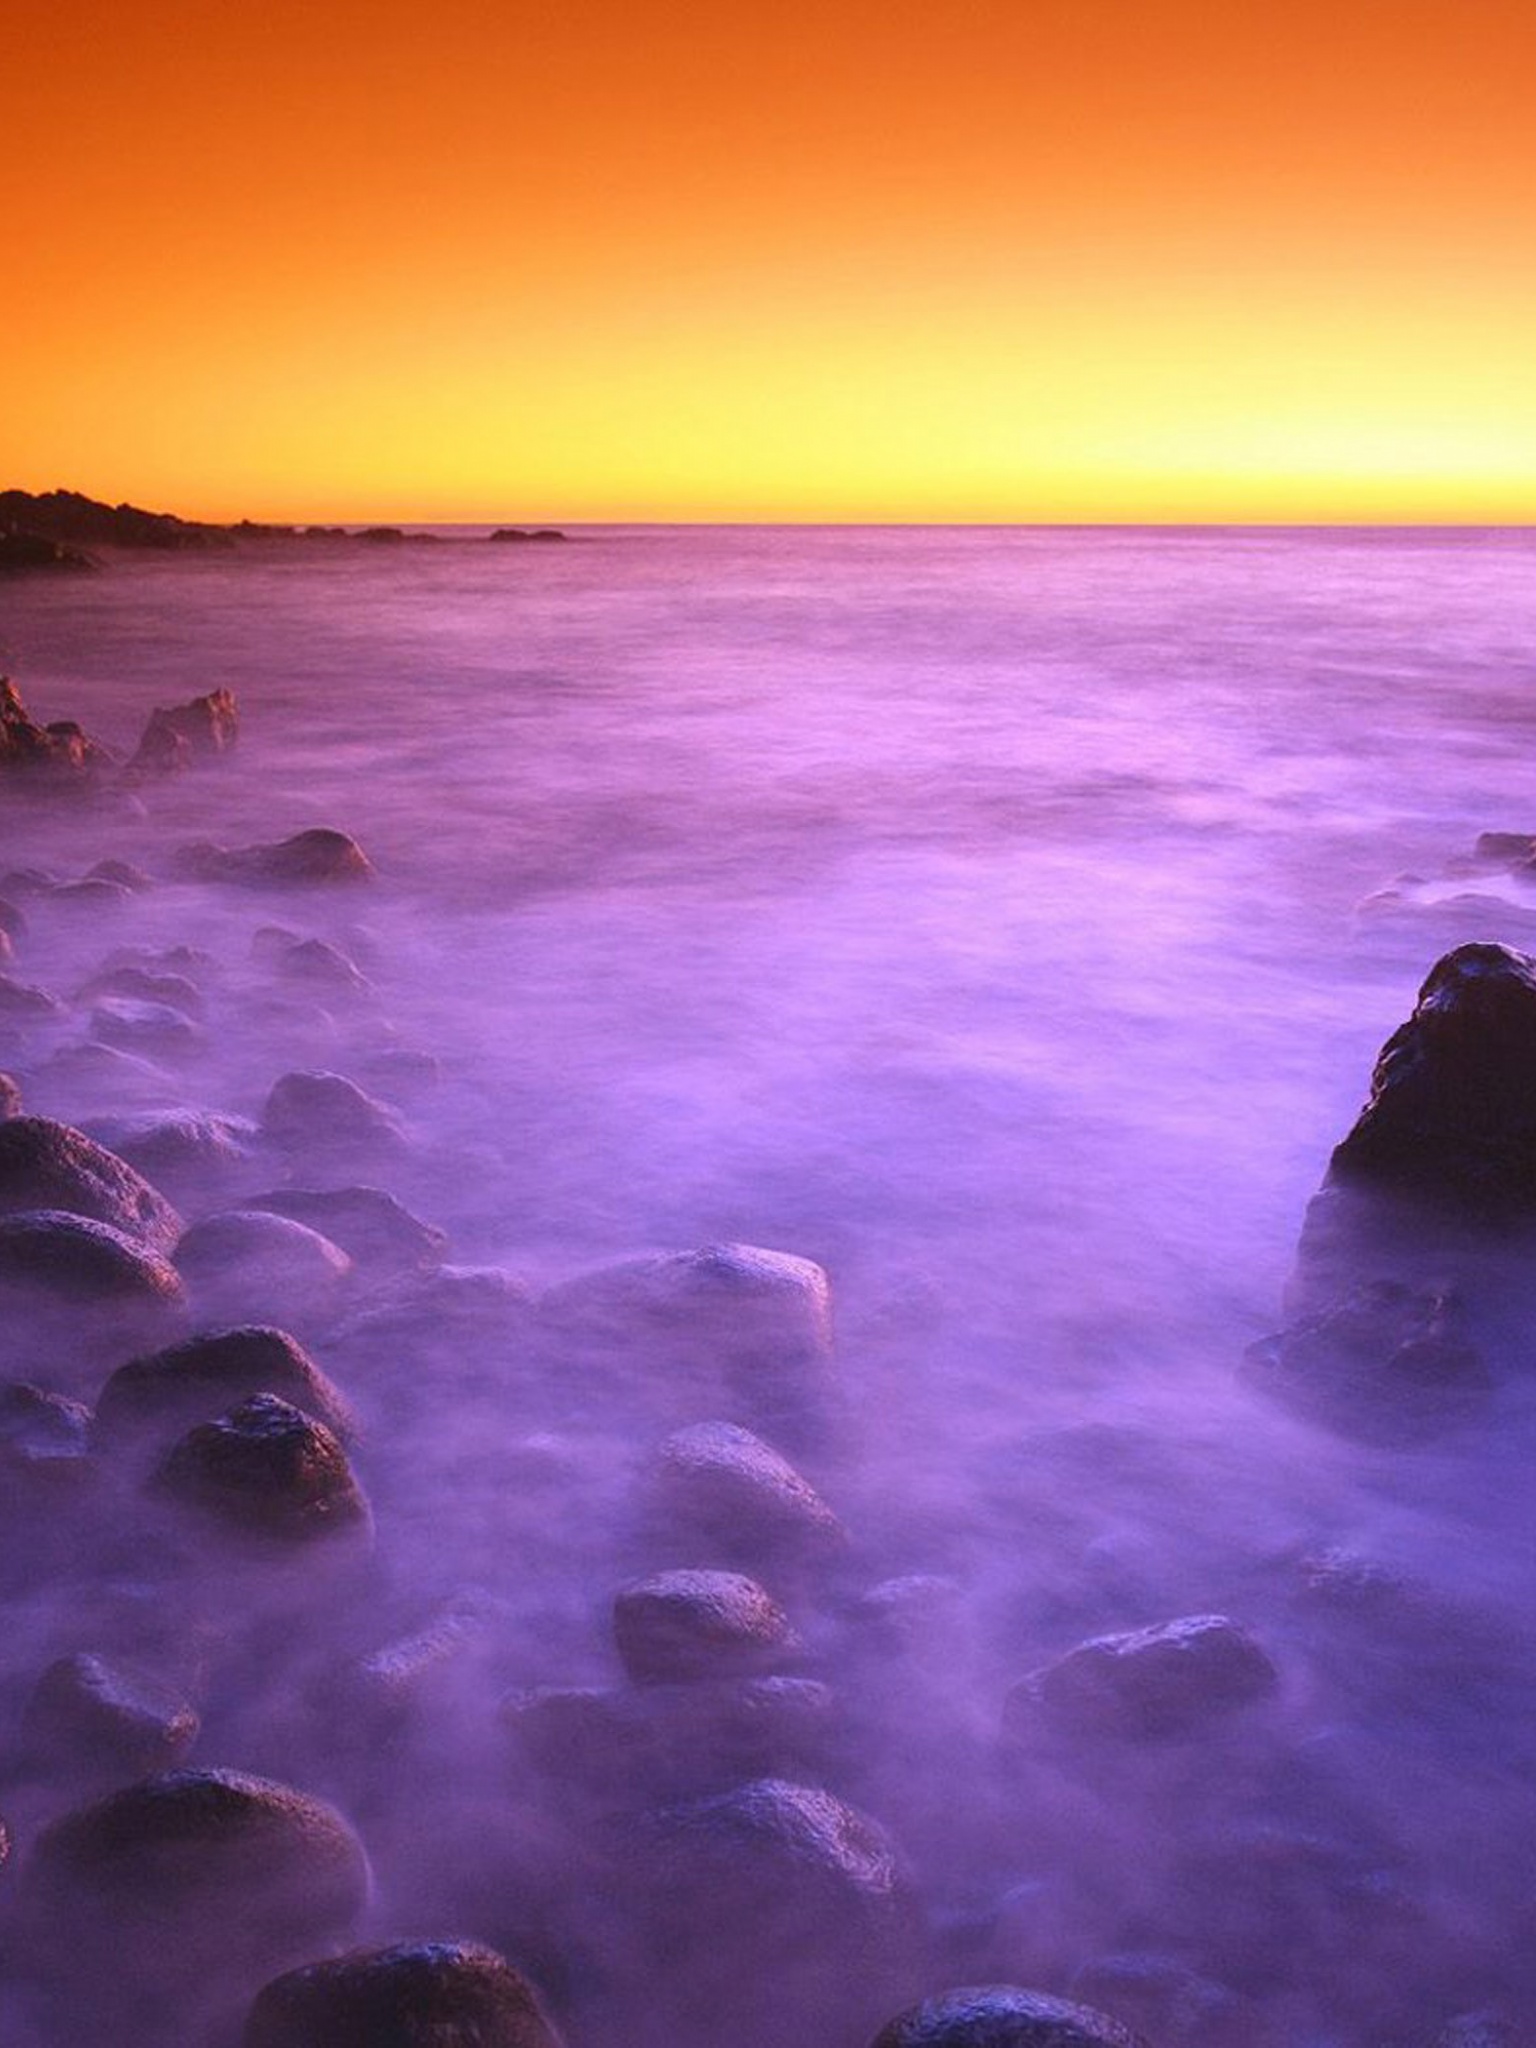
[0,488,566,573]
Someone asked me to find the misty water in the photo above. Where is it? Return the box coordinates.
[4,524,1536,2046]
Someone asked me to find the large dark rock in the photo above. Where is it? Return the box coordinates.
[242,1939,565,2047]
[153,1392,371,1544]
[83,1109,261,1205]
[18,1768,368,2034]
[1008,1615,1278,1743]
[260,1071,405,1165]
[868,1985,1147,2047]
[0,528,96,572]
[0,1210,185,1309]
[613,1569,799,1685]
[0,1116,182,1250]
[621,1777,919,2048]
[0,676,114,784]
[0,488,230,550]
[178,828,375,886]
[95,1325,355,1450]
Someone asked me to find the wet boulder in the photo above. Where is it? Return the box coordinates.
[95,1325,355,1451]
[1009,1615,1278,1743]
[153,1393,371,1545]
[1245,1281,1491,1442]
[868,1985,1148,2047]
[0,1210,185,1314]
[271,934,374,998]
[243,1939,565,2047]
[248,1185,446,1276]
[18,1768,369,2034]
[20,1651,200,1784]
[613,1569,799,1685]
[260,1069,406,1167]
[0,1380,95,1494]
[91,995,203,1061]
[646,1420,846,1570]
[178,827,375,886]
[622,1777,919,2048]
[0,1115,182,1250]
[541,1242,837,1440]
[174,1208,354,1327]
[83,1109,262,1206]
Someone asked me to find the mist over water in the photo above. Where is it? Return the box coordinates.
[5,524,1536,2045]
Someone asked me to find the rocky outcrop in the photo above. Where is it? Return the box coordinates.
[490,528,567,543]
[0,488,230,550]
[0,528,96,572]
[0,676,114,786]
[128,687,240,775]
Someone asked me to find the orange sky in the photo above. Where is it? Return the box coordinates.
[10,0,1536,520]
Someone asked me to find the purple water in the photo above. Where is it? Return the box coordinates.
[5,525,1536,2044]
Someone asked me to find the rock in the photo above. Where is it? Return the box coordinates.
[0,1116,182,1250]
[128,688,239,775]
[153,1392,371,1544]
[613,1569,799,1684]
[1326,944,1536,1218]
[18,1768,368,2033]
[87,857,155,891]
[540,1242,837,1439]
[177,827,376,886]
[261,1070,405,1163]
[624,1777,919,2048]
[331,1263,531,1362]
[0,676,113,784]
[490,528,567,543]
[247,1186,445,1275]
[327,1592,500,1739]
[79,965,204,1016]
[1245,1281,1491,1442]
[83,1110,261,1204]
[0,972,63,1018]
[242,1939,565,2048]
[270,935,373,997]
[1070,1954,1265,2047]
[0,1380,94,1491]
[0,897,26,942]
[1009,1615,1278,1742]
[0,488,229,550]
[91,996,203,1060]
[20,1651,200,1782]
[868,1985,1148,2047]
[94,1325,355,1450]
[0,1210,185,1310]
[646,1420,846,1568]
[0,1072,20,1117]
[174,1209,354,1326]
[0,529,96,572]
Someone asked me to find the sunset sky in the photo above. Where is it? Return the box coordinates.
[12,0,1536,521]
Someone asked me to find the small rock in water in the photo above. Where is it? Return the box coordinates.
[154,1392,371,1544]
[177,827,375,886]
[20,1650,200,1783]
[867,1984,1149,2047]
[83,1109,261,1205]
[0,1209,185,1309]
[260,1069,406,1166]
[1009,1615,1278,1742]
[0,972,63,1018]
[91,995,204,1060]
[646,1419,846,1568]
[242,1938,565,2048]
[247,1185,446,1275]
[0,1379,95,1491]
[174,1208,354,1327]
[613,1568,800,1684]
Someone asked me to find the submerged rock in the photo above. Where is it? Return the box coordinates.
[20,1650,200,1783]
[0,1380,94,1491]
[19,1768,369,2031]
[646,1420,846,1568]
[868,1985,1147,2047]
[178,828,375,886]
[154,1392,371,1544]
[0,1115,182,1250]
[0,1209,185,1309]
[1009,1615,1278,1743]
[613,1569,799,1685]
[247,1185,445,1275]
[260,1070,405,1164]
[95,1325,355,1450]
[84,1109,261,1204]
[174,1208,354,1327]
[243,1939,565,2047]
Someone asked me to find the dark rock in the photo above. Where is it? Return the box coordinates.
[613,1569,799,1684]
[272,935,373,997]
[0,1380,94,1490]
[0,528,96,572]
[0,1115,181,1249]
[247,1186,445,1275]
[154,1392,371,1543]
[1245,1281,1491,1442]
[0,972,63,1017]
[88,857,155,891]
[0,1209,185,1308]
[79,964,203,1016]
[18,1768,368,2030]
[91,996,203,1060]
[0,488,230,550]
[128,688,239,775]
[95,1325,355,1450]
[0,1071,19,1116]
[174,1209,354,1326]
[177,827,376,886]
[490,527,567,543]
[243,1939,564,2048]
[1326,944,1536,1218]
[625,1777,919,2048]
[83,1109,259,1204]
[20,1651,200,1782]
[0,676,113,783]
[260,1069,405,1163]
[1473,832,1536,866]
[359,526,407,543]
[868,1985,1147,2047]
[1009,1615,1278,1742]
[647,1419,845,1568]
